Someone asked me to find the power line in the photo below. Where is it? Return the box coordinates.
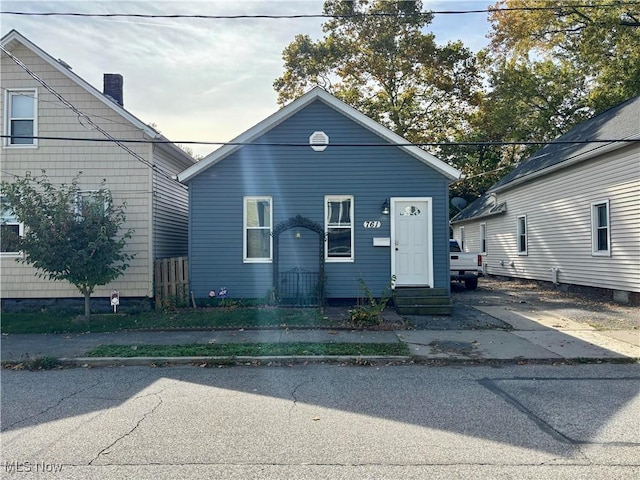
[0,86,148,132]
[1,3,638,19]
[2,134,639,147]
[0,45,188,190]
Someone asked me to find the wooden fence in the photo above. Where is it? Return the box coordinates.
[154,256,189,309]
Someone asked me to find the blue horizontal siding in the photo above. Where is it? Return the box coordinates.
[189,100,451,299]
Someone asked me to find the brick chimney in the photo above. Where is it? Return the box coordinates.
[103,73,123,107]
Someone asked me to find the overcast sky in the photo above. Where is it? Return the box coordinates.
[2,0,494,158]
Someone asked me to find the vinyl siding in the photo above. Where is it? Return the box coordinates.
[455,145,640,293]
[188,100,451,299]
[2,42,152,298]
[152,146,192,259]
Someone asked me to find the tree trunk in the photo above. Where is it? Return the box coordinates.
[84,291,91,319]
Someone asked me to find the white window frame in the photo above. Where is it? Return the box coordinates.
[1,196,24,257]
[591,199,611,256]
[480,222,487,254]
[243,196,272,263]
[3,88,38,148]
[459,226,465,251]
[517,215,528,255]
[325,195,354,262]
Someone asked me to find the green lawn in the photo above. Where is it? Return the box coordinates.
[87,342,410,358]
[1,307,334,334]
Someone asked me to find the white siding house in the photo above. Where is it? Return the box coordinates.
[1,30,195,303]
[451,96,640,303]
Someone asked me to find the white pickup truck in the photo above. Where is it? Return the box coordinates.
[450,239,482,290]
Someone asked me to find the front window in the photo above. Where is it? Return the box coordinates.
[480,223,487,254]
[591,200,610,256]
[4,89,37,147]
[325,195,353,261]
[517,215,527,255]
[244,197,272,262]
[1,196,23,256]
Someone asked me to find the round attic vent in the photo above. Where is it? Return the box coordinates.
[309,131,329,152]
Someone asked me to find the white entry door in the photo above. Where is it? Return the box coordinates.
[391,198,433,287]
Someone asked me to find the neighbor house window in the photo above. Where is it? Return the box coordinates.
[517,215,527,255]
[1,196,23,256]
[244,196,272,262]
[480,223,487,254]
[325,195,353,261]
[591,200,610,256]
[74,191,109,220]
[4,89,37,146]
[459,226,465,251]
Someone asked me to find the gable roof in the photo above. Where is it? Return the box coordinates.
[450,195,507,224]
[451,95,640,224]
[1,29,194,167]
[178,86,461,183]
[492,95,640,192]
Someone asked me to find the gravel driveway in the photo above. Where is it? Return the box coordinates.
[405,277,639,331]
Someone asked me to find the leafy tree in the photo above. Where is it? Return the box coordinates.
[274,0,482,144]
[488,0,640,112]
[178,144,204,161]
[448,57,592,205]
[1,171,135,318]
[448,0,640,208]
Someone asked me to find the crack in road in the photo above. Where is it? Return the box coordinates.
[47,459,639,468]
[288,379,314,419]
[2,373,106,430]
[88,390,164,466]
[478,378,592,461]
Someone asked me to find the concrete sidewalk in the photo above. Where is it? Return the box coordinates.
[400,306,639,361]
[1,306,638,365]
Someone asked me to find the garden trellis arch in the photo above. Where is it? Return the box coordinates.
[272,215,326,306]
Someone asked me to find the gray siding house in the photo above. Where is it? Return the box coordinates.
[178,88,460,307]
[451,95,640,304]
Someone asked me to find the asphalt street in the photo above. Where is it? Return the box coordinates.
[1,363,639,479]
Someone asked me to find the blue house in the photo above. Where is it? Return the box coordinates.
[178,88,460,312]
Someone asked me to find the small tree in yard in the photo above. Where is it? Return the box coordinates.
[1,171,135,318]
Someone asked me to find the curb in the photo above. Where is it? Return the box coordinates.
[61,355,413,367]
[56,355,639,368]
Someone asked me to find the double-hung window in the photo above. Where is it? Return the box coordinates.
[4,89,37,147]
[325,195,353,261]
[517,215,527,255]
[591,200,610,256]
[480,223,487,254]
[244,197,272,262]
[1,196,23,256]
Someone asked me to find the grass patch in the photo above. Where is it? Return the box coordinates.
[2,356,63,370]
[86,342,410,357]
[1,307,331,334]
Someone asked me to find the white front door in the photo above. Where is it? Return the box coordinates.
[391,198,433,287]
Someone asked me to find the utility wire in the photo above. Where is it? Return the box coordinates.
[0,87,149,132]
[1,3,638,19]
[0,45,188,189]
[2,135,638,147]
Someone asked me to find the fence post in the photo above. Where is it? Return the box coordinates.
[154,257,189,309]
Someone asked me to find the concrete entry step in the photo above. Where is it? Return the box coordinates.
[394,296,452,306]
[394,287,448,297]
[395,305,454,316]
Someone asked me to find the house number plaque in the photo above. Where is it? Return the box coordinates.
[363,221,381,228]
